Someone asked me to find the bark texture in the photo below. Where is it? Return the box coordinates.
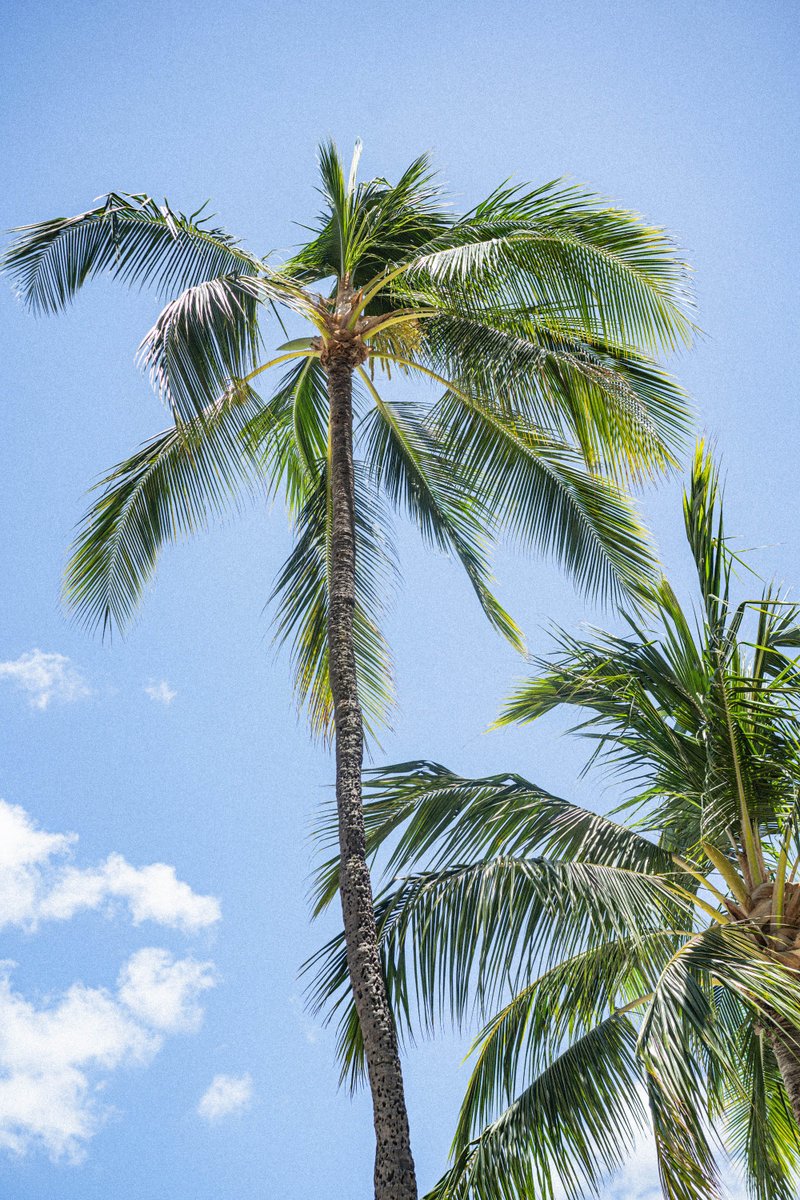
[768,1014,800,1128]
[325,353,418,1200]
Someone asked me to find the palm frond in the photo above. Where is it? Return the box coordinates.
[721,1015,800,1200]
[64,382,266,634]
[427,1015,645,1200]
[429,390,659,603]
[455,934,675,1142]
[136,273,266,420]
[397,179,694,357]
[3,192,264,312]
[270,463,397,740]
[311,759,674,916]
[313,854,682,1048]
[360,390,523,651]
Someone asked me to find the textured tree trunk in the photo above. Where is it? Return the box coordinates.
[325,353,418,1200]
[768,1014,800,1127]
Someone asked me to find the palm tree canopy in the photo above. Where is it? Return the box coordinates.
[3,142,694,737]
[309,445,800,1200]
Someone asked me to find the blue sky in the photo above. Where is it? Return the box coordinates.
[0,1,797,1195]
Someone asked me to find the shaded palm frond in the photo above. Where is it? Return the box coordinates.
[270,463,397,740]
[360,392,523,652]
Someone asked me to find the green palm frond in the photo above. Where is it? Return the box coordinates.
[399,180,694,356]
[270,462,397,740]
[645,1073,722,1200]
[313,854,681,1045]
[455,934,676,1141]
[415,306,690,483]
[2,192,264,312]
[63,382,266,634]
[427,1015,646,1200]
[360,389,523,651]
[245,356,330,509]
[311,759,674,916]
[290,142,449,286]
[429,391,659,603]
[639,926,800,1113]
[136,273,265,420]
[720,1011,800,1200]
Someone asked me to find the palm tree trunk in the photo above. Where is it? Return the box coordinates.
[325,352,418,1200]
[767,1014,800,1126]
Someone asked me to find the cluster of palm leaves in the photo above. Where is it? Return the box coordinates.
[3,143,693,733]
[311,445,800,1200]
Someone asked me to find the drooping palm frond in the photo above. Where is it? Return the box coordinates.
[414,304,691,483]
[429,1015,646,1200]
[63,381,268,634]
[136,273,264,420]
[714,995,800,1200]
[2,192,264,312]
[426,390,659,604]
[360,390,523,651]
[310,852,682,1054]
[270,461,398,740]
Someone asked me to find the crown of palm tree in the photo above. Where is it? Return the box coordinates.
[3,141,693,739]
[309,445,800,1200]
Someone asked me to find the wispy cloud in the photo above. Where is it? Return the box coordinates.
[0,800,220,933]
[0,650,90,710]
[144,680,176,705]
[289,994,321,1045]
[197,1073,253,1123]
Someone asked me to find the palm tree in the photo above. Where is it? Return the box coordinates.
[310,445,800,1200]
[3,143,693,1200]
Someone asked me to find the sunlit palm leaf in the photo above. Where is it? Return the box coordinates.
[64,382,266,634]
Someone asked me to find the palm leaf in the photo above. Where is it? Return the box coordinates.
[270,462,397,740]
[3,192,264,312]
[64,382,266,634]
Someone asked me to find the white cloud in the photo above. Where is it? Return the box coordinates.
[0,800,220,933]
[289,993,321,1044]
[0,650,90,710]
[606,1133,749,1200]
[118,948,215,1033]
[0,799,223,1163]
[0,953,215,1162]
[144,680,176,705]
[196,1073,253,1123]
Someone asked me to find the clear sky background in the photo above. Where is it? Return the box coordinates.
[0,1,798,1197]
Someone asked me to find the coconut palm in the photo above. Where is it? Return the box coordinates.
[3,142,693,1200]
[310,445,800,1200]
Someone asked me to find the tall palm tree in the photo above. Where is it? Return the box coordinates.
[3,142,693,1200]
[311,446,800,1200]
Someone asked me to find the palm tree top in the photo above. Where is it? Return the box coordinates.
[3,141,696,738]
